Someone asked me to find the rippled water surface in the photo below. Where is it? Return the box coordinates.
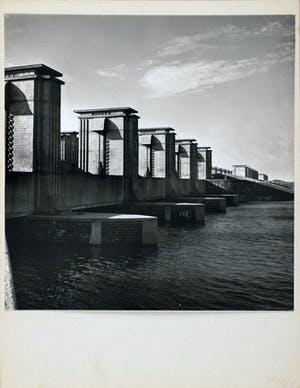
[9,202,294,310]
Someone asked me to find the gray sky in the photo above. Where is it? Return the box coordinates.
[5,14,295,180]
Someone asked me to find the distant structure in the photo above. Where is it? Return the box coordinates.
[258,173,268,181]
[138,127,176,178]
[233,165,259,180]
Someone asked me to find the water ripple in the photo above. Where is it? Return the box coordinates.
[8,201,294,310]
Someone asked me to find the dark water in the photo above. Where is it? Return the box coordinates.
[9,202,294,310]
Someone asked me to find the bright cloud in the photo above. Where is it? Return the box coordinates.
[95,64,128,79]
[157,20,294,57]
[141,45,294,98]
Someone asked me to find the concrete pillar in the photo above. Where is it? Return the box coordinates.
[5,64,64,214]
[74,107,139,201]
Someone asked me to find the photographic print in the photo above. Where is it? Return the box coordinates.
[4,13,295,310]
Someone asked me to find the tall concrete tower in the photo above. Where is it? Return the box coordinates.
[5,64,64,214]
[74,107,139,201]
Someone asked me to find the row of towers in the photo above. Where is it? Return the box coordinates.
[61,114,212,181]
[5,64,212,213]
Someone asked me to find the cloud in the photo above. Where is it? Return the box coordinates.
[157,25,243,57]
[140,44,294,98]
[157,20,294,57]
[252,20,294,37]
[95,64,128,80]
[140,59,156,67]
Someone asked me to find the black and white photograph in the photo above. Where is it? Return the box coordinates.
[4,12,295,311]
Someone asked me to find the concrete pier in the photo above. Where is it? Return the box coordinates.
[176,197,226,213]
[125,202,205,225]
[203,194,239,206]
[5,64,64,214]
[7,213,158,247]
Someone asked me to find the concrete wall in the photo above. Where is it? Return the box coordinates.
[207,179,234,194]
[6,173,35,218]
[169,178,205,197]
[175,179,193,195]
[60,173,124,210]
[6,173,125,216]
[135,177,166,200]
[6,171,206,217]
[207,178,293,201]
[134,176,205,201]
[194,179,206,194]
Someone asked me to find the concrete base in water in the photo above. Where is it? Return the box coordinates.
[6,213,158,246]
[126,202,205,225]
[176,197,226,213]
[203,194,239,206]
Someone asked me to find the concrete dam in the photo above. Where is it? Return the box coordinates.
[5,64,294,249]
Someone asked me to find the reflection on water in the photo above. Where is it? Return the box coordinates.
[8,202,294,310]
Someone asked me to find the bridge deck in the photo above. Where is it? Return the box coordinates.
[222,174,294,194]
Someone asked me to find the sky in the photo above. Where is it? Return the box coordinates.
[5,14,295,180]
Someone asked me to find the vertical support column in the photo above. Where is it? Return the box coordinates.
[5,64,64,215]
[206,148,212,179]
[190,141,198,193]
[165,129,176,198]
[124,112,139,201]
[33,70,64,213]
